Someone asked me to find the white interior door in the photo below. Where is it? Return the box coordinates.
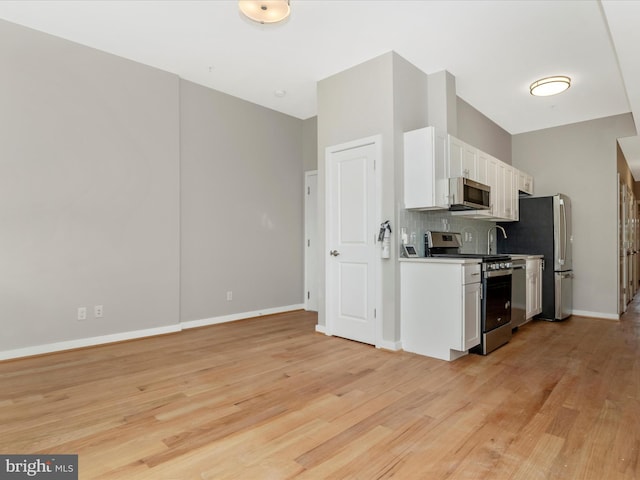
[326,138,379,345]
[304,171,318,311]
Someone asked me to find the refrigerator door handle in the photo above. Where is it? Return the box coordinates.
[559,199,566,266]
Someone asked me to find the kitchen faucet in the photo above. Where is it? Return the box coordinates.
[487,225,507,254]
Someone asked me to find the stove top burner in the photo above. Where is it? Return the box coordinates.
[424,232,512,266]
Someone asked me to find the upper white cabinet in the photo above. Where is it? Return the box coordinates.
[450,140,525,222]
[518,170,534,195]
[449,136,478,180]
[502,163,519,221]
[476,149,489,186]
[403,127,533,220]
[403,127,449,210]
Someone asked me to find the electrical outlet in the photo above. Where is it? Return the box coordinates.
[226,291,233,301]
[94,305,103,318]
[77,307,87,321]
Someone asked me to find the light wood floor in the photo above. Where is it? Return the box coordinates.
[1,303,639,480]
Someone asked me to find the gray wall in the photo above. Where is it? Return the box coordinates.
[392,54,430,342]
[180,81,304,322]
[317,52,395,338]
[0,20,180,350]
[316,52,508,345]
[512,113,636,317]
[457,98,512,164]
[0,20,306,356]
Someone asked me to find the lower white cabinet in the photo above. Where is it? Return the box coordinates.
[463,281,482,351]
[401,260,481,361]
[526,258,543,319]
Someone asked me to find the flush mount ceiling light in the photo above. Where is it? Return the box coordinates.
[529,76,571,96]
[239,0,290,24]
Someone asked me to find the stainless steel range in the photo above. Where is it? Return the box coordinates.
[425,231,513,354]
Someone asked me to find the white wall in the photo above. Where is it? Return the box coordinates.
[302,116,318,172]
[512,114,636,318]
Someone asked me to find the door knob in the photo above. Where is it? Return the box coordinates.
[329,250,340,257]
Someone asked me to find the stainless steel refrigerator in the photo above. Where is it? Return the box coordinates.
[497,194,573,321]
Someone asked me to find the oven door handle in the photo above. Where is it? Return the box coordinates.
[484,268,513,278]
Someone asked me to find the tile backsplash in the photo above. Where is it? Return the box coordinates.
[397,206,497,256]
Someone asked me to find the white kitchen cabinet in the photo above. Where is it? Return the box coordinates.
[476,149,489,185]
[452,150,520,222]
[486,161,518,222]
[493,161,507,219]
[403,127,449,210]
[518,170,534,195]
[404,126,532,219]
[503,163,518,221]
[400,260,481,361]
[449,135,478,181]
[463,281,482,351]
[526,258,543,319]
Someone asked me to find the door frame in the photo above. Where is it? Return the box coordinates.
[304,170,318,311]
[324,135,383,347]
[618,173,628,314]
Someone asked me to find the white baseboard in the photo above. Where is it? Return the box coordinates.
[314,326,401,353]
[314,326,400,351]
[181,304,305,330]
[1,304,305,362]
[571,310,620,320]
[377,340,402,351]
[0,324,182,362]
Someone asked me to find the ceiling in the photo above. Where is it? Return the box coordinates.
[1,0,640,174]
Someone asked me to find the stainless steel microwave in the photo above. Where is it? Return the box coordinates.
[448,177,491,211]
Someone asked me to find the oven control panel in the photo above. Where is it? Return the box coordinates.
[483,261,513,278]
